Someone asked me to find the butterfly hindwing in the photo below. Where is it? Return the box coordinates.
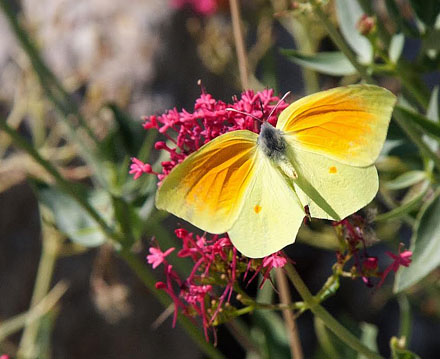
[286,144,378,220]
[228,151,305,258]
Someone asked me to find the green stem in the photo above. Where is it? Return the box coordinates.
[284,264,383,359]
[17,224,60,358]
[309,0,374,84]
[397,294,411,343]
[0,282,68,342]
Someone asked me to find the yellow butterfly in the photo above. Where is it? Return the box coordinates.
[156,85,396,258]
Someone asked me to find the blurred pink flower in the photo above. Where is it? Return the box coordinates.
[147,247,175,269]
[378,245,412,288]
[171,0,218,15]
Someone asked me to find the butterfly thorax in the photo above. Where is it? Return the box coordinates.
[258,122,297,179]
[258,122,287,160]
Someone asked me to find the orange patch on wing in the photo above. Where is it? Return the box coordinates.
[184,140,257,217]
[329,166,337,174]
[254,204,262,213]
[288,100,373,160]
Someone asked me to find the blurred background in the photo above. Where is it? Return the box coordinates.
[1,0,440,358]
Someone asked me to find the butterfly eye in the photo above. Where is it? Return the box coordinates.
[329,166,338,174]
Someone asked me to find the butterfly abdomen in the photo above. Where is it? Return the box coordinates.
[258,122,286,161]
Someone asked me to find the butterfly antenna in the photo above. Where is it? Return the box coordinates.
[267,91,291,120]
[259,99,265,118]
[226,108,262,122]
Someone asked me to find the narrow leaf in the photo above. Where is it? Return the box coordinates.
[385,171,427,190]
[389,33,405,63]
[375,181,429,222]
[395,188,440,292]
[427,86,439,123]
[280,49,356,76]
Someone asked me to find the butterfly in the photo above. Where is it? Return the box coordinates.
[156,85,396,258]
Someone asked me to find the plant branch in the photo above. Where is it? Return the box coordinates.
[0,281,68,342]
[17,223,61,359]
[229,0,249,89]
[276,268,304,359]
[284,263,383,359]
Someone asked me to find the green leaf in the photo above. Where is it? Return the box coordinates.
[385,171,427,190]
[427,86,439,123]
[395,187,440,292]
[375,181,429,222]
[253,311,290,359]
[280,49,356,76]
[35,183,111,247]
[424,86,439,161]
[409,0,440,27]
[335,0,373,63]
[389,33,405,63]
[358,323,379,359]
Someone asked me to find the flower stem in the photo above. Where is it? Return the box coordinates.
[229,0,249,90]
[0,282,68,342]
[17,224,61,359]
[284,263,383,359]
[276,268,304,359]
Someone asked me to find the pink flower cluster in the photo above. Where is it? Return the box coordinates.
[147,231,287,339]
[132,88,289,338]
[130,88,286,183]
[335,216,412,288]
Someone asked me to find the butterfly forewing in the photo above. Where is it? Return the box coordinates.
[276,85,396,167]
[156,130,259,234]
